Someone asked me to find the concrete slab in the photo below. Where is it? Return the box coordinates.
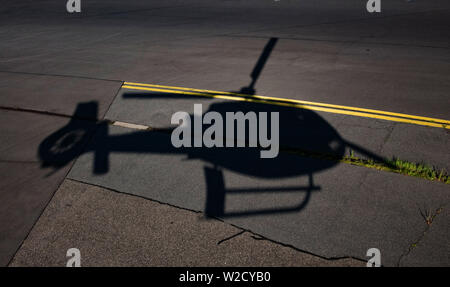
[67,124,450,266]
[0,71,122,119]
[10,179,364,267]
[0,162,69,266]
[0,110,97,266]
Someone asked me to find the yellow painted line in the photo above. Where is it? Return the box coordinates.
[124,82,450,125]
[122,84,450,129]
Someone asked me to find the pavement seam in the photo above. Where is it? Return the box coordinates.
[219,34,450,50]
[245,233,367,264]
[0,70,123,83]
[66,177,203,215]
[102,80,125,118]
[222,8,450,38]
[0,105,81,119]
[0,160,40,164]
[64,4,190,19]
[64,178,366,264]
[217,230,245,245]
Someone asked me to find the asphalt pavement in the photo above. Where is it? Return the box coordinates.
[0,0,449,266]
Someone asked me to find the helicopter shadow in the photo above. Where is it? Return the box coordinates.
[38,37,390,218]
[38,96,389,218]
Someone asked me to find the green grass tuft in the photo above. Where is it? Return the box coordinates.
[283,147,449,184]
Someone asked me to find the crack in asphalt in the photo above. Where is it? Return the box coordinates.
[217,230,245,245]
[396,205,446,266]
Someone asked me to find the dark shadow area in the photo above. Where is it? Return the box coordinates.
[238,37,278,95]
[39,101,99,170]
[38,97,387,218]
[38,37,389,218]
